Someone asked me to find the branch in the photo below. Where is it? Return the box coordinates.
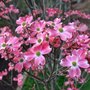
[25,70,45,84]
[24,0,34,16]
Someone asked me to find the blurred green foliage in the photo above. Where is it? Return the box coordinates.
[22,75,66,90]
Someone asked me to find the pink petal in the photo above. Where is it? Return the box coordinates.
[69,67,81,78]
[0,76,2,80]
[66,55,78,62]
[60,59,71,67]
[60,31,72,41]
[15,26,23,33]
[18,80,23,86]
[32,44,42,52]
[78,59,89,68]
[15,63,23,72]
[24,50,35,61]
[75,67,81,77]
[41,42,52,54]
[34,55,45,66]
[72,49,87,59]
[24,61,31,69]
[29,38,37,44]
[18,74,23,80]
[69,68,76,78]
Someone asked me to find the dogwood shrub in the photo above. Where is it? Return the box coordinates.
[0,0,90,90]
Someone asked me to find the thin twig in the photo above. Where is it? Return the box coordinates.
[25,70,45,84]
[2,80,15,90]
[24,0,34,16]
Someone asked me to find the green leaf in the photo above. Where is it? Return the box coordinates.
[79,78,90,90]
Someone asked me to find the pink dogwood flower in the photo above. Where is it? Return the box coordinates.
[25,42,52,69]
[0,26,12,37]
[9,5,19,13]
[46,8,62,17]
[16,15,33,34]
[14,52,31,72]
[7,36,22,52]
[75,35,90,47]
[72,48,87,59]
[54,23,72,41]
[47,18,73,41]
[60,49,89,78]
[29,33,45,45]
[0,36,7,50]
[30,20,46,36]
[49,37,61,47]
[77,23,88,32]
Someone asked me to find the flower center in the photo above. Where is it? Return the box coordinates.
[72,62,77,67]
[22,22,26,27]
[37,28,40,31]
[36,51,41,56]
[20,59,24,62]
[2,43,6,47]
[51,23,55,26]
[46,34,49,41]
[46,37,49,41]
[59,28,63,33]
[38,39,42,43]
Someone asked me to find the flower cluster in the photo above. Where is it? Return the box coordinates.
[0,13,90,88]
[0,0,19,19]
[65,10,90,19]
[0,1,90,90]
